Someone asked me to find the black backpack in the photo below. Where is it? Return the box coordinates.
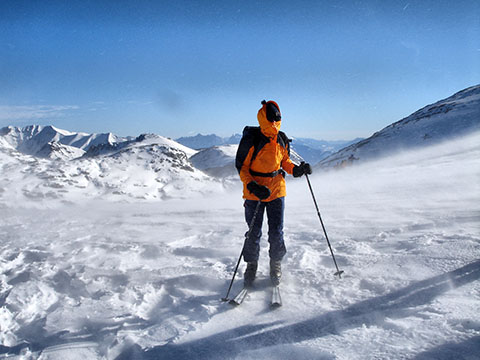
[235,126,291,174]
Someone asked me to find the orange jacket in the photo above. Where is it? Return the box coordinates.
[237,101,295,201]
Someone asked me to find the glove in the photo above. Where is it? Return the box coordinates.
[247,181,271,200]
[293,162,312,178]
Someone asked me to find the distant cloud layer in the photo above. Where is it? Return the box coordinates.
[0,105,79,122]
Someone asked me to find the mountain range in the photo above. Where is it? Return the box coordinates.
[0,125,123,160]
[175,133,241,149]
[0,84,478,202]
[175,133,360,165]
[0,127,214,202]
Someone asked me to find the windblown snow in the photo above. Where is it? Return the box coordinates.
[318,84,480,169]
[0,126,479,359]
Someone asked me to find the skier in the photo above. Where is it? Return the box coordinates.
[235,100,312,288]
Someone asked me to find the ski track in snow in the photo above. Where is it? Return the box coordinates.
[0,133,479,359]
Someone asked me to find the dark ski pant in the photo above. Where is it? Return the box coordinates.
[242,197,286,262]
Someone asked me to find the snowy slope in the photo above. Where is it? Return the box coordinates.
[318,85,480,169]
[132,133,197,157]
[36,142,86,160]
[290,137,363,165]
[190,144,239,178]
[0,131,479,359]
[0,132,216,203]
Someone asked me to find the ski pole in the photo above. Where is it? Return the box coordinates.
[305,172,344,278]
[221,200,262,301]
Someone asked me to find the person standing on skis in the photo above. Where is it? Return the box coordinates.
[235,100,312,287]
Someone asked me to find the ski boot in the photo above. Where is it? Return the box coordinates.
[244,261,258,288]
[270,259,282,286]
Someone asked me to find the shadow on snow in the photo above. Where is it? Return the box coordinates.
[126,259,480,360]
[413,335,480,360]
[1,260,478,359]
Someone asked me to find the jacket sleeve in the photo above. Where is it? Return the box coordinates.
[281,148,295,175]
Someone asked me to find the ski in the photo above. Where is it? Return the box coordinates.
[229,287,249,306]
[271,286,282,308]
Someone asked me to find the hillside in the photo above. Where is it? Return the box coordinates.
[0,129,220,203]
[318,85,480,169]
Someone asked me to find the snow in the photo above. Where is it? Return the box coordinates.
[133,134,198,158]
[0,125,124,159]
[0,130,479,359]
[0,130,218,203]
[189,144,238,178]
[318,84,480,169]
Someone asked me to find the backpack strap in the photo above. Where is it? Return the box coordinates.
[235,126,268,173]
[277,131,291,156]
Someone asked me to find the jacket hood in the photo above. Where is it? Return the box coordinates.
[257,100,281,138]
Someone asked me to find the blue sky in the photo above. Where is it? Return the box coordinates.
[0,0,479,140]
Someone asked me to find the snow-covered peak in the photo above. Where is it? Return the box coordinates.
[0,125,215,202]
[383,84,480,132]
[46,125,75,136]
[135,133,197,157]
[0,124,42,148]
[0,125,123,159]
